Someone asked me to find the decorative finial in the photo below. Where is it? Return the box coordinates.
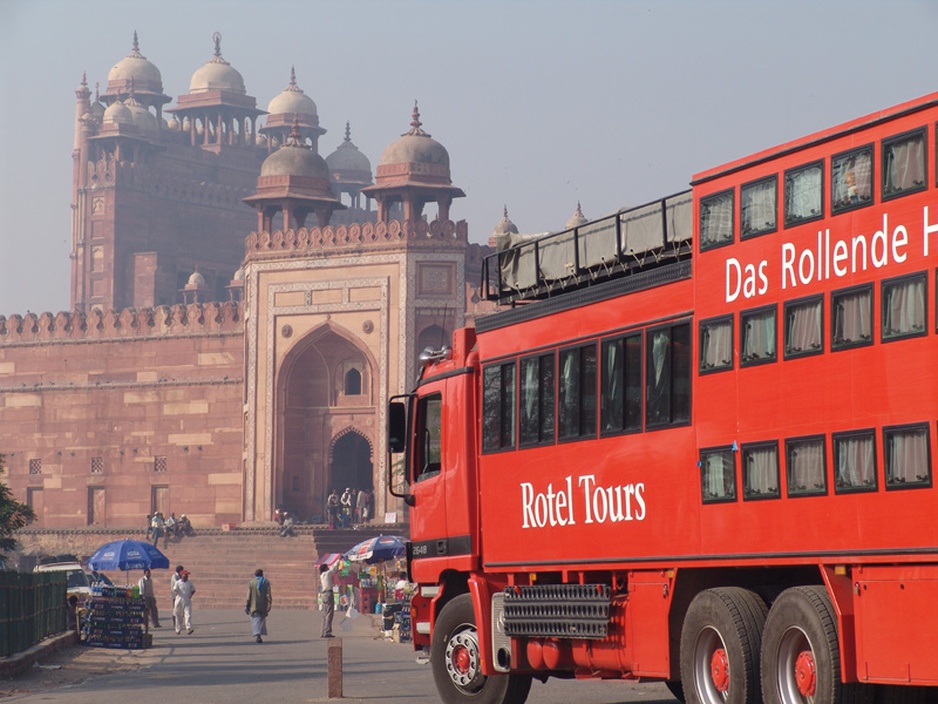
[81,72,87,88]
[344,121,352,143]
[213,31,222,58]
[290,66,297,87]
[132,31,139,55]
[95,82,100,101]
[402,100,430,138]
[503,205,509,219]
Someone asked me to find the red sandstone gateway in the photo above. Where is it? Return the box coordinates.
[388,92,938,704]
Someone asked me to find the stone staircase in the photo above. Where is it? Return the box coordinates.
[12,525,408,612]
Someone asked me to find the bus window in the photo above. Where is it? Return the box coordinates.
[784,160,824,227]
[831,145,873,213]
[740,175,777,238]
[482,362,516,452]
[415,394,442,481]
[520,353,555,446]
[783,296,823,359]
[645,322,690,429]
[601,333,643,434]
[883,127,926,200]
[741,305,777,365]
[558,344,597,441]
[831,284,873,350]
[786,435,827,497]
[699,189,734,250]
[700,446,736,504]
[742,441,780,500]
[881,272,926,341]
[884,423,931,490]
[699,316,733,373]
[833,429,877,493]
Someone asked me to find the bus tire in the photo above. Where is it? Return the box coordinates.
[761,585,867,704]
[680,587,767,704]
[431,593,532,704]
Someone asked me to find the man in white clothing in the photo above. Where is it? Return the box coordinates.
[172,570,196,635]
[319,560,339,638]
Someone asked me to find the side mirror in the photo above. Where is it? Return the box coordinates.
[388,401,407,454]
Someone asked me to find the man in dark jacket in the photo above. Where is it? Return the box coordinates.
[246,568,272,643]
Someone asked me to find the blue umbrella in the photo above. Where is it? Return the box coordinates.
[345,535,406,564]
[88,539,170,571]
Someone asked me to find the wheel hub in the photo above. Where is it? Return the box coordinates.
[710,648,730,692]
[445,629,483,692]
[794,650,817,697]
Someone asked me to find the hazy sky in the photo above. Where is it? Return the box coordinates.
[1,0,936,315]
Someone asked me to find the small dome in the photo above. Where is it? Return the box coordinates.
[267,67,318,119]
[232,267,245,282]
[166,115,180,130]
[261,128,329,180]
[493,206,519,237]
[107,32,163,94]
[326,123,372,178]
[187,271,207,287]
[378,103,449,168]
[566,202,588,229]
[124,96,158,130]
[103,100,133,125]
[189,32,246,95]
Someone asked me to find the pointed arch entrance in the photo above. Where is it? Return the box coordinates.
[276,323,376,522]
[331,430,374,495]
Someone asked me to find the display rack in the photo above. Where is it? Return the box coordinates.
[81,586,148,649]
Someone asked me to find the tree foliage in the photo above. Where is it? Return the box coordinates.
[0,454,35,559]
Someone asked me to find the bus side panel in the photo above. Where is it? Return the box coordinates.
[853,564,938,685]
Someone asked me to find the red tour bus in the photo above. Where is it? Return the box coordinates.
[388,92,938,704]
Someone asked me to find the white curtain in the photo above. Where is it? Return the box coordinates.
[785,166,822,222]
[741,179,776,235]
[832,150,872,208]
[836,434,875,489]
[703,452,734,500]
[883,278,925,337]
[788,440,825,494]
[886,427,929,486]
[745,446,779,497]
[885,134,925,193]
[700,320,732,369]
[833,289,871,346]
[743,311,776,362]
[700,192,733,248]
[785,300,822,355]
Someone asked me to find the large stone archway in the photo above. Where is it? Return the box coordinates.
[275,323,376,522]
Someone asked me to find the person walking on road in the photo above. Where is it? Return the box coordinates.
[319,560,339,638]
[138,568,161,628]
[245,568,272,643]
[170,564,184,629]
[172,569,196,635]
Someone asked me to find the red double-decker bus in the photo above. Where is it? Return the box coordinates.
[388,92,938,704]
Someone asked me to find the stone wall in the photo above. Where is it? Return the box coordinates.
[0,302,244,528]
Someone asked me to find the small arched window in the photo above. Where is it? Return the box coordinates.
[344,368,362,396]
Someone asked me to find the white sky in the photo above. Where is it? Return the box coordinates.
[1,0,936,315]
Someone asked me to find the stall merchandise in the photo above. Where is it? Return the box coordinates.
[81,584,148,649]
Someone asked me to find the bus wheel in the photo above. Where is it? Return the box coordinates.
[680,587,767,704]
[431,593,532,704]
[761,586,865,704]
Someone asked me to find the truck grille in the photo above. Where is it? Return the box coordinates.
[502,584,611,640]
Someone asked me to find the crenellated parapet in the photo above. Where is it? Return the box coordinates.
[0,301,242,344]
[244,218,468,262]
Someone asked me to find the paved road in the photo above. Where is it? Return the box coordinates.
[4,609,678,704]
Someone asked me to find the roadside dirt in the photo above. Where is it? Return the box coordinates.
[0,642,155,699]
